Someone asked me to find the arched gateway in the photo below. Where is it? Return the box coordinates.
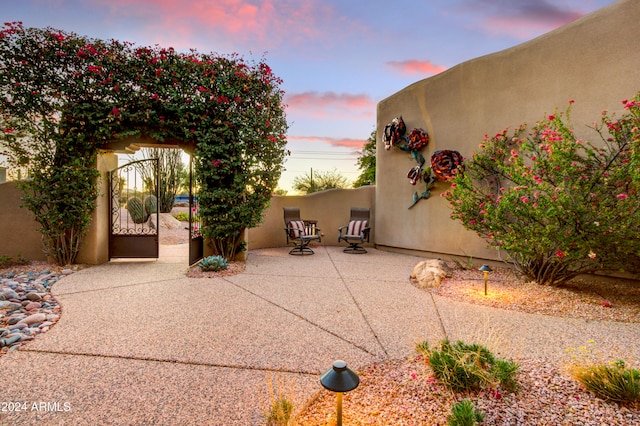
[91,136,203,266]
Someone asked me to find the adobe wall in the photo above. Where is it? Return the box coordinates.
[0,181,46,261]
[248,186,375,249]
[75,152,117,265]
[375,0,640,261]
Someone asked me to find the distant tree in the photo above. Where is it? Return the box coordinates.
[272,188,287,196]
[292,168,349,194]
[353,129,376,187]
[130,148,186,213]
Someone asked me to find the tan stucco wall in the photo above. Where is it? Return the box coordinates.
[0,181,46,261]
[376,0,640,261]
[248,186,375,249]
[76,151,117,265]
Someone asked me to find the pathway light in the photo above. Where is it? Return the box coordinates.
[320,360,360,426]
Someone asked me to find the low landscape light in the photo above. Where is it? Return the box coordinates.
[320,360,360,426]
[479,264,493,296]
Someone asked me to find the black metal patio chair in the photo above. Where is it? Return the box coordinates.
[284,207,321,255]
[337,208,370,254]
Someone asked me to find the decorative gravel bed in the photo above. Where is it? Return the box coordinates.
[430,267,640,324]
[297,356,639,425]
[296,266,640,425]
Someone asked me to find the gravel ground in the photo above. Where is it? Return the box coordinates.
[430,267,640,324]
[296,266,640,425]
[3,244,639,424]
[297,356,639,425]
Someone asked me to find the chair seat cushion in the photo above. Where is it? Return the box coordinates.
[288,220,307,238]
[346,220,367,236]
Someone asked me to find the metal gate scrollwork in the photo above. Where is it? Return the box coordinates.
[109,159,159,259]
[188,156,204,266]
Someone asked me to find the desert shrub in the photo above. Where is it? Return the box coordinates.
[570,359,640,404]
[172,212,190,222]
[265,397,294,426]
[443,95,640,285]
[448,399,484,426]
[0,254,29,269]
[264,373,295,426]
[198,255,228,272]
[417,340,519,392]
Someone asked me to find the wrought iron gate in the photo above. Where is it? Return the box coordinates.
[188,156,203,266]
[109,159,159,259]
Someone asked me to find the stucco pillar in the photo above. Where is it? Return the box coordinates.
[76,151,117,265]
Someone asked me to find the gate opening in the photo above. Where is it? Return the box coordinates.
[108,151,203,266]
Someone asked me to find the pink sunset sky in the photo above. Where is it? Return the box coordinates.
[4,0,618,192]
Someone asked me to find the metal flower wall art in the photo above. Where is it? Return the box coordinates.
[383,116,463,208]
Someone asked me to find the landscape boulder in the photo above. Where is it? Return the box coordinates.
[410,259,453,288]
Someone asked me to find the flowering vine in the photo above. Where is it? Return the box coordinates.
[0,22,288,263]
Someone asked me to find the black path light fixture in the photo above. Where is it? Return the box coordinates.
[320,360,360,426]
[479,264,493,296]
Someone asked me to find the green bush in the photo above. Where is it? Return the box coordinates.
[443,95,640,285]
[417,340,519,392]
[0,254,29,269]
[448,399,484,426]
[570,359,640,404]
[172,212,197,222]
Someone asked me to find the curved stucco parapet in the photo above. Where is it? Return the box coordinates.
[376,0,640,260]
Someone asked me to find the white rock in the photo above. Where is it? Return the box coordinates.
[410,259,453,288]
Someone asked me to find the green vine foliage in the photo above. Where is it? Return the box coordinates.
[0,22,288,264]
[443,95,640,285]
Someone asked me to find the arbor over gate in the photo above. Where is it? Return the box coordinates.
[0,22,288,264]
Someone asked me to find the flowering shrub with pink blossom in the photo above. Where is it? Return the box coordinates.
[443,96,640,285]
[0,22,287,263]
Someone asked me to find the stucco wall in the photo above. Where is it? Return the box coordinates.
[0,181,46,261]
[248,186,375,250]
[75,151,117,265]
[376,0,640,260]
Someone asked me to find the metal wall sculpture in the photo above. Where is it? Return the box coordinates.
[383,116,463,208]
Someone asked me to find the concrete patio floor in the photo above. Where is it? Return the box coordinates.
[1,245,639,425]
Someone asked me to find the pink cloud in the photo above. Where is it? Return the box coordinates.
[93,0,338,50]
[285,91,375,119]
[288,135,366,150]
[386,60,447,76]
[459,0,585,39]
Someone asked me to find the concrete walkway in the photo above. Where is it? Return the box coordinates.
[2,246,639,425]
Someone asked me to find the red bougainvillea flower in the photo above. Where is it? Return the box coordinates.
[556,250,565,258]
[111,107,119,116]
[431,150,464,181]
[211,159,222,167]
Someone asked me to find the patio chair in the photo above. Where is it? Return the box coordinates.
[284,207,321,255]
[338,208,370,254]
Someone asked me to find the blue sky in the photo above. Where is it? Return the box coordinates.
[3,0,618,192]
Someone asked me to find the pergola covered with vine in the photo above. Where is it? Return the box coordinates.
[0,22,289,265]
